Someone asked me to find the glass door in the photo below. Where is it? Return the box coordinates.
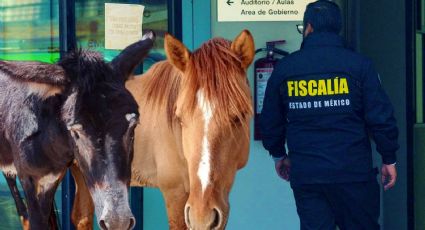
[74,0,169,66]
[0,0,61,229]
[0,0,60,62]
[414,0,425,229]
[0,0,179,229]
[72,1,178,229]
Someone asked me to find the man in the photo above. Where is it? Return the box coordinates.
[260,1,399,229]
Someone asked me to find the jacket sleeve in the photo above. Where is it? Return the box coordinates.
[260,62,287,159]
[362,60,399,164]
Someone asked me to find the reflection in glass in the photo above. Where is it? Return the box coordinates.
[75,0,168,71]
[0,0,60,62]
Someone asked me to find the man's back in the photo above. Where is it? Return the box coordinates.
[261,32,399,185]
[261,2,398,229]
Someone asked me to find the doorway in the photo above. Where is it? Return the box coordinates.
[413,0,425,229]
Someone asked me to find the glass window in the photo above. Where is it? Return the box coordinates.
[0,0,60,62]
[418,0,425,31]
[416,34,424,123]
[414,1,425,229]
[416,0,425,123]
[0,177,22,229]
[75,0,168,71]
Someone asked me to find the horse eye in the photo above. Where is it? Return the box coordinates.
[232,114,245,125]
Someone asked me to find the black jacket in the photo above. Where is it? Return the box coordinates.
[260,32,399,185]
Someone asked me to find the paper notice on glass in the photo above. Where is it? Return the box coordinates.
[105,3,144,50]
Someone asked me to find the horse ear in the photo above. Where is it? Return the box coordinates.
[111,30,155,82]
[164,33,190,73]
[231,30,255,69]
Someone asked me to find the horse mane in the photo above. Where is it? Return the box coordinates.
[143,38,252,133]
[141,60,181,127]
[183,37,253,131]
[58,49,116,93]
[0,60,68,86]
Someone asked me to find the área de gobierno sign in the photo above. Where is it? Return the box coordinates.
[218,0,315,22]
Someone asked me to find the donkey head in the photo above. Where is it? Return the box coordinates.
[59,31,155,230]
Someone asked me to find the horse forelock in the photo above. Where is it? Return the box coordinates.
[182,38,253,134]
[139,39,252,135]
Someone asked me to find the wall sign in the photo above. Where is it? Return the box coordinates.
[218,0,315,22]
[105,3,144,50]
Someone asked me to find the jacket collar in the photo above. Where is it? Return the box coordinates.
[301,32,344,49]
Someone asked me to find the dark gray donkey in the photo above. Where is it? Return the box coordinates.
[0,31,155,230]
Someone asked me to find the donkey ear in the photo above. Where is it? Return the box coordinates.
[111,30,156,82]
[231,30,255,69]
[164,33,190,73]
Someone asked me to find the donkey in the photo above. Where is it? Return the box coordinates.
[0,31,155,230]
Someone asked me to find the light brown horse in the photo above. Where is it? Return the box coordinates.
[72,30,255,230]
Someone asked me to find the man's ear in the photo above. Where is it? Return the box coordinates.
[164,33,191,73]
[304,23,314,37]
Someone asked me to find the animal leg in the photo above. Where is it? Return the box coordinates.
[161,186,189,230]
[48,202,59,230]
[19,175,49,230]
[70,163,94,230]
[19,170,64,230]
[4,173,30,230]
[39,186,61,230]
[39,171,65,230]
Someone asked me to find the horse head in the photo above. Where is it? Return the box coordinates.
[165,30,255,230]
[59,31,155,230]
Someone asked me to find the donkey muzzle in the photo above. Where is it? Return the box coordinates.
[98,207,135,230]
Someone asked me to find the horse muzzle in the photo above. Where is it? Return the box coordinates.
[184,204,226,230]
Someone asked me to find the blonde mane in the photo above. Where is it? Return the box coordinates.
[141,37,253,133]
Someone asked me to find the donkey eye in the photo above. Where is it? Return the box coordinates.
[97,138,103,145]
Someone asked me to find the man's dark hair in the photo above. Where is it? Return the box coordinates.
[303,0,342,34]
